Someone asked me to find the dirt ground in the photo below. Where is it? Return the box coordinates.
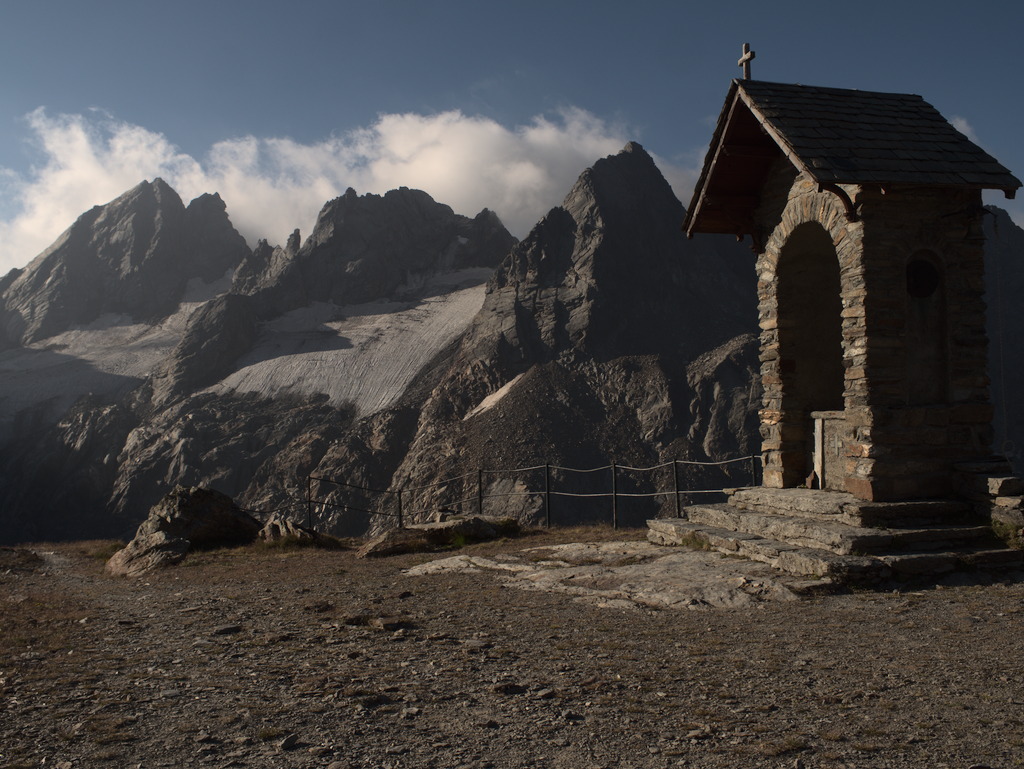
[2,528,1023,769]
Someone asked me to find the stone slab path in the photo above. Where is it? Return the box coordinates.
[406,541,823,609]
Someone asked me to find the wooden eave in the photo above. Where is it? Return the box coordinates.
[683,82,784,239]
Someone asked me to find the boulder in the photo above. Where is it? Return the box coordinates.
[259,515,316,544]
[356,515,520,558]
[105,530,190,577]
[106,486,259,575]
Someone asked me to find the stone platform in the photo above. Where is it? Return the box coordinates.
[648,487,1022,586]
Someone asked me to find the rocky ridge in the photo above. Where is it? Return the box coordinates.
[0,179,514,543]
[232,187,515,318]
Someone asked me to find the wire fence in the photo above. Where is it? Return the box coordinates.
[302,454,761,533]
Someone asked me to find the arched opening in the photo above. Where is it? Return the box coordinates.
[905,250,948,404]
[776,222,845,486]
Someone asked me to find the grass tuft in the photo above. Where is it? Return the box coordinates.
[992,519,1022,549]
[82,540,127,560]
[253,533,352,551]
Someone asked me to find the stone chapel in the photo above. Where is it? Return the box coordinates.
[649,72,1024,582]
[686,78,1020,501]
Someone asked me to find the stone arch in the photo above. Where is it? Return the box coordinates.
[756,181,862,490]
[760,180,854,265]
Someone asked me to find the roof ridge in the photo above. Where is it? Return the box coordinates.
[735,78,926,101]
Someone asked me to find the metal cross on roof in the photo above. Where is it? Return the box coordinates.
[738,43,755,79]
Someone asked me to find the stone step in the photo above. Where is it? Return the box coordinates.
[727,487,972,527]
[982,476,1021,497]
[646,518,887,582]
[953,459,1014,475]
[728,487,851,517]
[683,504,994,556]
[647,518,1023,584]
[845,499,974,527]
[878,546,1023,576]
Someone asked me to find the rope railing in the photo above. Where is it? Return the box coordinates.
[481,464,547,475]
[303,454,761,532]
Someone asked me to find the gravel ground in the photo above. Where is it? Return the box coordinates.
[2,529,1023,769]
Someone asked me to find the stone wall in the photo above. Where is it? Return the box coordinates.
[849,184,992,500]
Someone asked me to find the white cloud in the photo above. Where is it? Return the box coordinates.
[0,107,701,274]
[0,109,203,273]
[950,115,979,142]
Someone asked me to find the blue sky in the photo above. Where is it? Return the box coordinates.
[0,0,1021,272]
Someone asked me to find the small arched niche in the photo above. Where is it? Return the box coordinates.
[904,250,948,405]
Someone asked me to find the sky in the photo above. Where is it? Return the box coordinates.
[0,0,1021,274]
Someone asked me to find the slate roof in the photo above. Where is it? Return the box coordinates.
[685,79,1022,237]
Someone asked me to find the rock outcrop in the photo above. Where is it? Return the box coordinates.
[151,293,259,405]
[356,515,521,558]
[258,515,317,545]
[106,485,260,576]
[984,206,1024,474]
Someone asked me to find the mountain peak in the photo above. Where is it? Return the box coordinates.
[1,179,248,344]
[560,140,671,226]
[469,143,753,365]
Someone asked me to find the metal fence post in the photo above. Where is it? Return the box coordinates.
[478,469,484,516]
[397,489,404,529]
[611,461,618,530]
[673,460,681,518]
[749,454,757,487]
[306,476,313,530]
[544,464,552,528]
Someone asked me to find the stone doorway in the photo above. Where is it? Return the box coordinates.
[776,222,845,487]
